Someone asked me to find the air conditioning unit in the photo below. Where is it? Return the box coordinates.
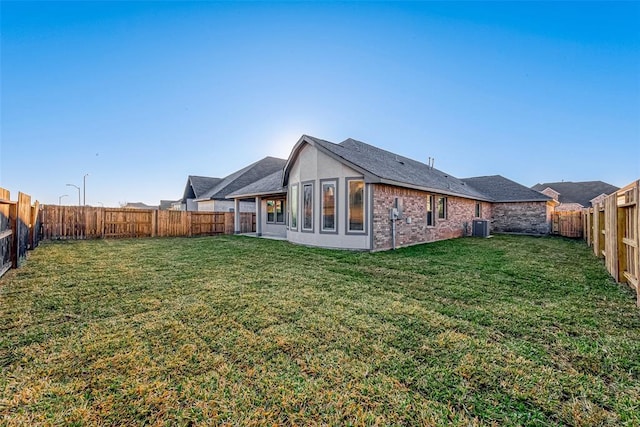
[472,219,490,237]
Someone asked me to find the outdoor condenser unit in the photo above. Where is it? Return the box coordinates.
[472,219,490,237]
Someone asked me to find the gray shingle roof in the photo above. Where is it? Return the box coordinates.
[182,175,221,201]
[124,202,158,209]
[197,157,286,201]
[463,175,552,202]
[531,181,619,207]
[301,135,492,201]
[226,170,285,198]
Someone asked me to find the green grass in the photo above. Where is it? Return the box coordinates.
[1,235,639,426]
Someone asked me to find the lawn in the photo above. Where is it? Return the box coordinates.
[1,235,639,426]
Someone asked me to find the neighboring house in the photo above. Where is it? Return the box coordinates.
[462,176,556,234]
[181,175,222,211]
[159,200,179,210]
[193,157,287,213]
[227,135,553,251]
[123,202,158,210]
[531,181,619,211]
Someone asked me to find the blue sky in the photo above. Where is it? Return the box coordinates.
[1,1,638,207]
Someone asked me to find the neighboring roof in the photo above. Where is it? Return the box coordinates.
[182,175,221,201]
[531,181,619,207]
[124,202,158,209]
[159,200,178,210]
[196,156,287,201]
[283,135,492,201]
[227,170,286,199]
[462,175,552,203]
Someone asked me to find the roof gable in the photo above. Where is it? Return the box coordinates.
[197,156,287,201]
[182,175,221,201]
[531,181,619,207]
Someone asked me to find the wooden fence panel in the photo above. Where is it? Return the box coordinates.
[157,210,190,237]
[30,201,42,249]
[103,209,153,238]
[40,206,256,240]
[584,179,640,306]
[16,192,32,267]
[551,211,583,238]
[0,188,13,277]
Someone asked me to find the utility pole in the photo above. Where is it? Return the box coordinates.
[83,173,90,206]
[66,184,80,206]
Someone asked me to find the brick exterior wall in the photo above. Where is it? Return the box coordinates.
[491,201,551,235]
[372,184,491,251]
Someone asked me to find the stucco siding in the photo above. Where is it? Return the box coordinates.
[197,199,255,213]
[259,199,287,237]
[286,144,370,250]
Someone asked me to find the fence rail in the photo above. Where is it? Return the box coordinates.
[0,187,42,278]
[584,179,639,306]
[40,206,255,240]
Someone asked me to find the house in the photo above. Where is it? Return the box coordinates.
[227,135,553,251]
[159,200,179,210]
[180,175,222,211]
[192,156,287,213]
[123,202,159,210]
[531,181,619,211]
[462,176,556,234]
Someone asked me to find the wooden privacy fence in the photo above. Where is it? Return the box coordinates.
[551,211,583,238]
[584,179,639,306]
[0,188,42,278]
[40,206,256,240]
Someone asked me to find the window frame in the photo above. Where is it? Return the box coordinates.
[346,178,366,235]
[266,199,286,224]
[426,195,435,227]
[475,201,482,218]
[438,196,447,220]
[320,178,338,234]
[266,200,275,223]
[289,184,298,231]
[301,181,314,233]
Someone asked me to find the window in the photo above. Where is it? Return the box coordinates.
[302,182,313,231]
[438,196,447,219]
[290,184,298,230]
[276,200,285,223]
[347,179,365,232]
[266,200,285,224]
[321,180,337,232]
[475,202,482,218]
[426,195,435,226]
[267,200,275,223]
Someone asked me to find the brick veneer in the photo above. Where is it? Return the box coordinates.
[491,201,551,234]
[372,184,491,251]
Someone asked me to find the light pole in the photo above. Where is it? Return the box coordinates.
[83,173,90,206]
[58,194,69,205]
[66,184,80,206]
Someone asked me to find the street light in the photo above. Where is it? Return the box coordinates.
[58,194,69,205]
[83,173,90,206]
[66,184,80,206]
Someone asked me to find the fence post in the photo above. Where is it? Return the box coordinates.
[151,209,158,238]
[9,202,17,268]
